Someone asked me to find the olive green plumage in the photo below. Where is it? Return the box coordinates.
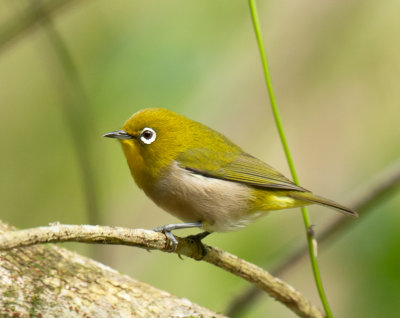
[104,108,357,233]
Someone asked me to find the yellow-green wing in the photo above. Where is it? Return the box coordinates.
[178,149,306,192]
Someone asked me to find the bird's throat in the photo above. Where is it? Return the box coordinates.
[120,140,157,190]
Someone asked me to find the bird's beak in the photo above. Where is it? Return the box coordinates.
[103,130,135,140]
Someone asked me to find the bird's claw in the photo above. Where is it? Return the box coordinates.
[164,231,179,252]
[152,222,204,253]
[153,226,179,252]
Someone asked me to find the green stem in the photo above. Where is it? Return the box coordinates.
[248,1,333,317]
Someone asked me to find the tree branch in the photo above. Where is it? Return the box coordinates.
[0,221,225,317]
[0,224,324,318]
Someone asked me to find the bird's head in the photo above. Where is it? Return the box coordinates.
[104,108,203,189]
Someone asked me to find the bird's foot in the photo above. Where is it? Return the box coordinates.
[153,222,203,252]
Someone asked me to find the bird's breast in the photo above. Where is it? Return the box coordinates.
[147,161,258,232]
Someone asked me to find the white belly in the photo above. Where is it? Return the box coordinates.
[147,162,258,232]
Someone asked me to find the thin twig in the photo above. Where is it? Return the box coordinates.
[0,224,324,318]
[1,0,99,227]
[31,1,101,230]
[0,0,78,54]
[226,158,400,317]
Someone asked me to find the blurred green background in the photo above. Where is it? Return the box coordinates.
[1,0,400,317]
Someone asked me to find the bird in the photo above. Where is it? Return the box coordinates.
[104,108,357,251]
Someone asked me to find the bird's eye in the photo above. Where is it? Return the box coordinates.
[140,127,156,144]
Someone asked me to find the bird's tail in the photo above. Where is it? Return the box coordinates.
[288,191,358,218]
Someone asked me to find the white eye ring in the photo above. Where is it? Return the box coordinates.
[140,127,157,144]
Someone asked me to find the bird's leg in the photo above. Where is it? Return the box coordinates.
[153,222,203,252]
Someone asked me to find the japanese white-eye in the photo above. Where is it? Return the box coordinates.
[104,108,357,250]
